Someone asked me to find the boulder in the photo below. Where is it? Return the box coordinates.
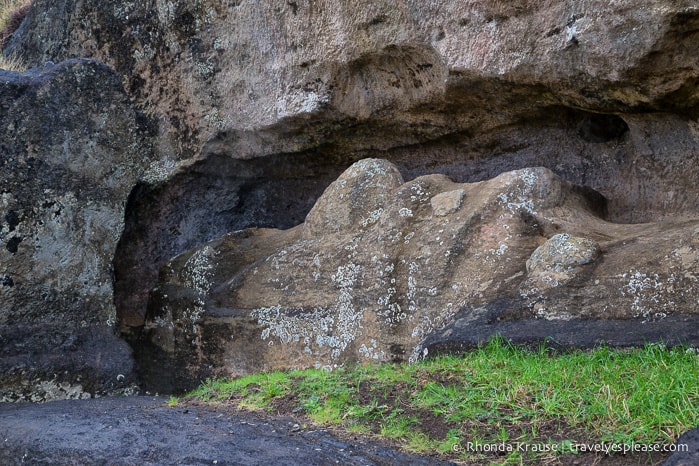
[139,159,699,393]
[661,428,699,466]
[0,59,154,401]
[4,0,699,399]
[7,1,699,339]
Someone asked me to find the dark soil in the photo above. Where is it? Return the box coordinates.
[0,395,693,466]
[0,396,452,466]
[200,381,684,466]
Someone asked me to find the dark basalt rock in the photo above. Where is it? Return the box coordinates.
[2,0,699,404]
[0,59,154,401]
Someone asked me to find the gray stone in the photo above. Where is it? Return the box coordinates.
[2,0,699,404]
[0,59,154,400]
[8,1,699,338]
[661,428,699,466]
[526,234,601,274]
[304,158,404,237]
[138,159,699,392]
[524,233,601,293]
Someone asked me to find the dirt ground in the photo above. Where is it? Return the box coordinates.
[205,398,681,466]
[0,395,694,465]
[0,396,452,465]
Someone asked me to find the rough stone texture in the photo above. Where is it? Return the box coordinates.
[6,1,699,339]
[137,159,699,393]
[113,152,345,332]
[0,59,154,400]
[661,428,699,466]
[422,311,699,359]
[3,1,699,403]
[7,0,699,153]
[525,233,601,292]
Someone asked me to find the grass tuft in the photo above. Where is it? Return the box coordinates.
[179,337,699,463]
[0,52,24,71]
[1,0,31,49]
[0,0,30,72]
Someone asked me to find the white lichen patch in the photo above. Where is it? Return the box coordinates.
[361,208,384,227]
[398,207,413,217]
[203,107,232,130]
[620,265,699,321]
[409,181,431,204]
[194,58,215,78]
[156,0,176,26]
[619,270,683,322]
[253,305,334,346]
[404,231,415,244]
[359,339,385,360]
[252,263,365,364]
[496,168,541,217]
[140,157,177,184]
[276,89,330,118]
[182,246,217,295]
[179,246,218,332]
[494,244,508,256]
[105,308,117,328]
[345,158,396,182]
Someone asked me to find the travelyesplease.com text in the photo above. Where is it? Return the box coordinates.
[454,441,687,455]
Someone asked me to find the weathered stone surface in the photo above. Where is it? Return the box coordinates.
[304,159,405,237]
[8,1,699,339]
[661,427,699,466]
[112,152,345,333]
[3,1,699,402]
[525,233,601,292]
[7,0,699,151]
[138,159,699,392]
[0,59,154,400]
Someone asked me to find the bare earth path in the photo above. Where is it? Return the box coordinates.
[0,396,452,466]
[1,396,696,465]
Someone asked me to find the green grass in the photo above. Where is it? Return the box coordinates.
[179,337,699,463]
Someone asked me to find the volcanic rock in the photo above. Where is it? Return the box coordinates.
[139,159,699,392]
[3,0,699,400]
[8,1,699,336]
[0,59,154,400]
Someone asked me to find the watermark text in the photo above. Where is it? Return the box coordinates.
[452,441,688,455]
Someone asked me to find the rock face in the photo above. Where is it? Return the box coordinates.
[7,0,699,152]
[3,1,699,397]
[6,1,699,338]
[139,159,699,392]
[0,59,154,400]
